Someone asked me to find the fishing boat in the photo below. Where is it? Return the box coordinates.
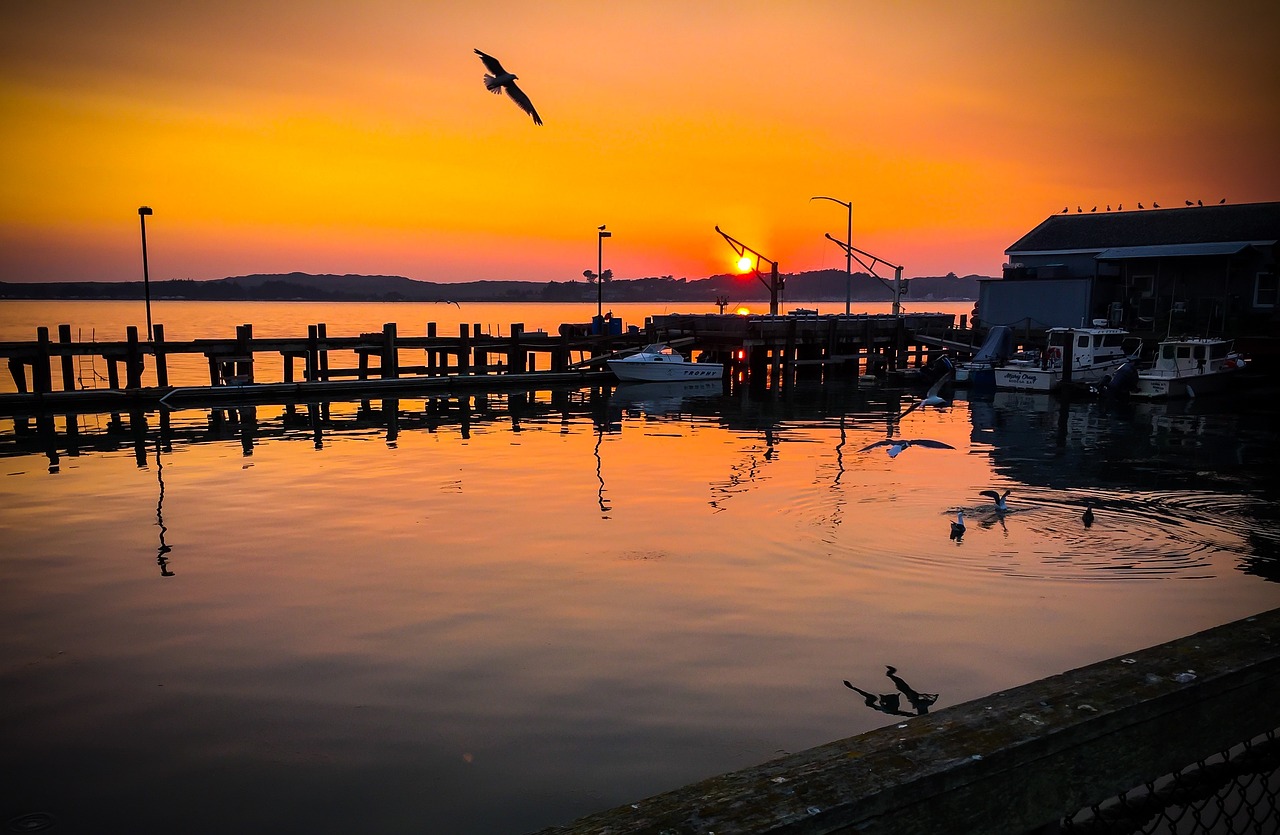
[607,343,725,382]
[1130,337,1247,399]
[991,323,1141,392]
[953,325,1014,387]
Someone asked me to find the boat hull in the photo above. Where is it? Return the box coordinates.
[608,360,724,382]
[1131,368,1239,399]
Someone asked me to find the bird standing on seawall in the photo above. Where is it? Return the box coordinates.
[980,489,1011,512]
[474,49,543,125]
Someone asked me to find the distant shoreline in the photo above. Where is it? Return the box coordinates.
[0,270,983,303]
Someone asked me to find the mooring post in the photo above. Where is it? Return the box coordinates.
[306,325,320,381]
[382,323,398,379]
[235,324,254,383]
[58,324,75,392]
[426,322,438,375]
[317,323,330,380]
[508,323,525,374]
[34,327,52,394]
[125,326,144,389]
[458,324,471,375]
[152,324,169,387]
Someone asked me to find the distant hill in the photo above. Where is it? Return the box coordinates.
[0,270,984,303]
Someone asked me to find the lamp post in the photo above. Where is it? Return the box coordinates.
[138,206,154,339]
[810,196,852,315]
[596,224,611,320]
[715,226,782,315]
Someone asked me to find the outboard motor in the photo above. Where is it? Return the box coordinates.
[1105,359,1139,397]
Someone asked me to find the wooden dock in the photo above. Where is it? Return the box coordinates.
[0,312,964,414]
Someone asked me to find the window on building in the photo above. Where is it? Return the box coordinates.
[1255,272,1277,308]
[1131,274,1156,298]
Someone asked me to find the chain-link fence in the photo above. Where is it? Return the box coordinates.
[1059,729,1279,834]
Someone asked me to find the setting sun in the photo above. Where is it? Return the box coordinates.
[736,256,753,273]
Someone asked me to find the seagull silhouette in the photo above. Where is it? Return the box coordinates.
[860,439,956,458]
[475,49,542,125]
[1091,206,1097,212]
[1219,198,1226,204]
[980,488,1011,511]
[1062,206,1068,213]
[1083,500,1095,528]
[897,370,953,418]
[1138,202,1144,209]
[1186,200,1194,206]
[950,511,966,541]
[1153,202,1160,208]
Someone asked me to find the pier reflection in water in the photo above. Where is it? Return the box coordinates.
[1,381,1277,833]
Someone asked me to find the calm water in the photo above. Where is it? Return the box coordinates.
[1,301,1278,834]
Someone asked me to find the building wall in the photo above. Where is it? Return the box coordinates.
[978,277,1093,329]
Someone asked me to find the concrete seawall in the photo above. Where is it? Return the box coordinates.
[532,608,1279,835]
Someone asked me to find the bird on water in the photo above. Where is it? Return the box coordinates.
[859,439,956,458]
[950,511,966,541]
[475,49,543,125]
[980,488,1011,512]
[1083,500,1095,528]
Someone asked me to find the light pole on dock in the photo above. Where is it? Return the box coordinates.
[596,224,611,320]
[810,196,852,315]
[138,206,154,339]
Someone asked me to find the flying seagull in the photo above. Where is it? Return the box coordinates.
[475,49,542,125]
[859,438,955,458]
[897,369,953,418]
[980,488,1011,512]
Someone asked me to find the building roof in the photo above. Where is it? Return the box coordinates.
[1095,241,1275,260]
[1006,201,1280,255]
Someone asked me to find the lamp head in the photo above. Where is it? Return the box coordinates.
[138,206,153,216]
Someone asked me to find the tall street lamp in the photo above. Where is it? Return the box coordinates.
[138,206,154,339]
[811,196,852,315]
[715,226,782,315]
[596,224,611,321]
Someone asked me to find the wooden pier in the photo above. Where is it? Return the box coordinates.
[0,312,962,413]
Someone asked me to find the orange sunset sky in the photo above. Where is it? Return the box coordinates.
[2,1,1277,285]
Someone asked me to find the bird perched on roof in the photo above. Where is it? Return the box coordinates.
[1091,206,1097,212]
[1219,198,1226,204]
[474,49,543,125]
[1153,202,1160,208]
[1083,500,1094,528]
[1077,206,1082,213]
[950,511,965,541]
[1186,200,1194,206]
[1197,199,1203,206]
[1138,202,1144,209]
[860,439,956,458]
[980,488,1011,512]
[1062,206,1068,213]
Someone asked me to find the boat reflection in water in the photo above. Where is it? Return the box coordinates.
[1,381,1276,834]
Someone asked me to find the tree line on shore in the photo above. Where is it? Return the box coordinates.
[1,269,982,303]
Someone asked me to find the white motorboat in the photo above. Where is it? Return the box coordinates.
[992,323,1141,392]
[1130,337,1247,399]
[607,343,725,382]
